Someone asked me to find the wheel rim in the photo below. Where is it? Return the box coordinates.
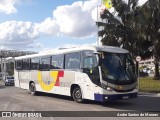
[75,89,82,99]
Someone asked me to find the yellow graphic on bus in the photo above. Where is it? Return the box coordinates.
[37,71,64,91]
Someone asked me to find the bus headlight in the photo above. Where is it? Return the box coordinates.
[106,87,113,91]
[101,84,113,91]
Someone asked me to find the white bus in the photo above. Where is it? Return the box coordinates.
[14,45,138,103]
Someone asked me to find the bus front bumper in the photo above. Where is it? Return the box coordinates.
[94,92,138,102]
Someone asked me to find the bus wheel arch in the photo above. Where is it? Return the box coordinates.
[71,84,84,103]
[29,81,37,95]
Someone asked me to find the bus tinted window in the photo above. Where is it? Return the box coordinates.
[51,55,64,69]
[40,57,50,70]
[16,60,22,70]
[65,52,80,69]
[31,58,39,70]
[83,57,97,68]
[22,59,30,70]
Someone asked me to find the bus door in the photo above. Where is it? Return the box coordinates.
[82,51,100,86]
[82,51,101,99]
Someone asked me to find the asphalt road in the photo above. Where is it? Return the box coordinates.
[0,83,160,120]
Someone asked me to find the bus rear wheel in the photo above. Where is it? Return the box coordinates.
[29,82,37,95]
[72,87,84,103]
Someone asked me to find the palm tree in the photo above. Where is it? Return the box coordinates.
[98,0,144,55]
[98,0,160,79]
[97,0,153,75]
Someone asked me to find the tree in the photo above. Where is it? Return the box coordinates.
[98,0,147,74]
[6,62,14,76]
[139,0,160,79]
[98,0,149,56]
[97,0,159,78]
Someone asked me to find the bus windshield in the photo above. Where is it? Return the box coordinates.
[101,52,136,85]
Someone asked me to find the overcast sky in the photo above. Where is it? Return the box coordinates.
[0,0,147,51]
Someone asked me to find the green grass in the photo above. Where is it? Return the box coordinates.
[139,77,160,93]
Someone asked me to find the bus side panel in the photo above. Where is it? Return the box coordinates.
[14,70,20,88]
[75,72,102,101]
[18,71,31,90]
[15,70,104,101]
[44,71,87,97]
[48,71,94,98]
[49,71,75,96]
[30,71,43,92]
[29,70,71,95]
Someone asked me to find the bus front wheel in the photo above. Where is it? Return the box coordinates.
[72,87,84,103]
[29,82,37,95]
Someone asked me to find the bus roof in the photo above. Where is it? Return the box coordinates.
[15,45,129,60]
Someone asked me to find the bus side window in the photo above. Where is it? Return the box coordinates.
[83,57,94,69]
[16,60,22,70]
[83,56,98,69]
[65,52,80,70]
[31,58,40,70]
[22,59,30,70]
[40,57,50,71]
[51,55,64,69]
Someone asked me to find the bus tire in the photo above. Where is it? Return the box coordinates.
[29,82,37,95]
[72,87,84,103]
